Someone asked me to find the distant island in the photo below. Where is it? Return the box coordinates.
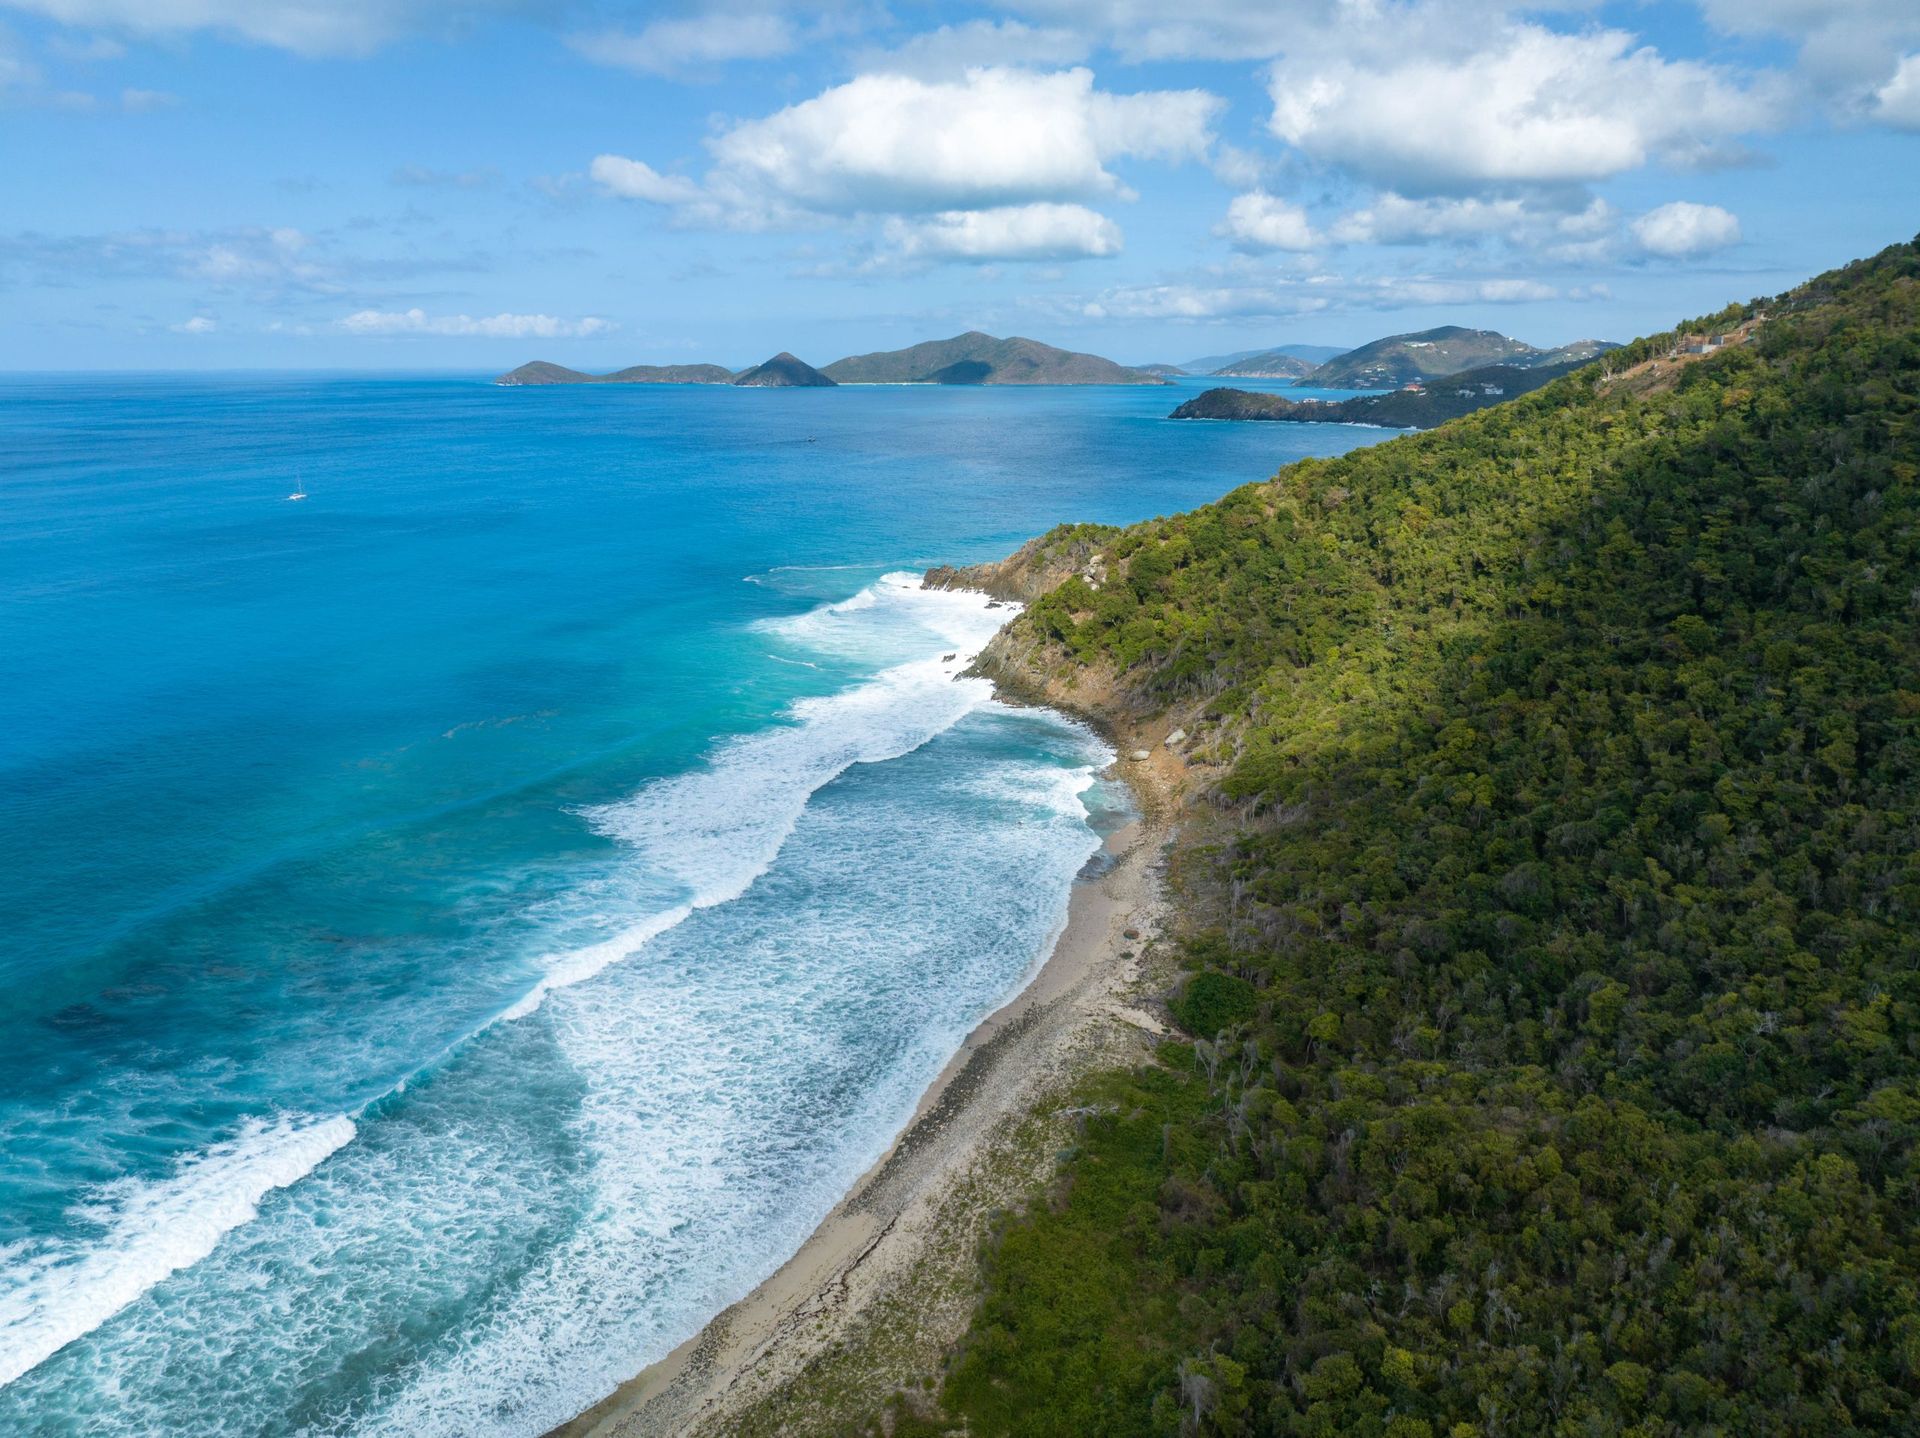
[1207,349,1320,380]
[1307,326,1618,387]
[496,326,1622,397]
[497,331,1169,390]
[495,361,735,386]
[1172,355,1595,429]
[1179,342,1347,375]
[819,332,1168,385]
[731,352,837,387]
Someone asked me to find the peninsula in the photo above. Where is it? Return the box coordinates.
[1172,354,1593,428]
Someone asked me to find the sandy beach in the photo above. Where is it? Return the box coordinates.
[550,739,1186,1438]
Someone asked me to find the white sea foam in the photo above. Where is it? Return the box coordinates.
[0,1113,355,1388]
[0,570,1030,1418]
[504,573,1014,1014]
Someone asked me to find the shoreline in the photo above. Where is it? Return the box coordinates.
[550,737,1186,1438]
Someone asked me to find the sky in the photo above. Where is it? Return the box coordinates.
[2,0,1917,370]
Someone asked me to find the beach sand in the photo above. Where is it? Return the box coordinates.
[550,742,1186,1437]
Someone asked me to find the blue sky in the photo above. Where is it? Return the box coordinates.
[2,0,1917,369]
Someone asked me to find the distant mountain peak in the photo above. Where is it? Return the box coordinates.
[731,352,837,387]
[821,331,1168,385]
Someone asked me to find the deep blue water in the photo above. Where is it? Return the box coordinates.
[0,372,1389,1435]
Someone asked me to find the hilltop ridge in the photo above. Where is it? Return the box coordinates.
[895,237,1920,1435]
[820,331,1167,385]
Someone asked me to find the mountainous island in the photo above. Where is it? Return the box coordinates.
[495,360,734,385]
[497,331,1168,389]
[828,237,1920,1436]
[820,331,1169,385]
[1173,354,1594,428]
[1182,343,1348,375]
[729,352,837,387]
[1206,348,1322,379]
[1306,325,1617,387]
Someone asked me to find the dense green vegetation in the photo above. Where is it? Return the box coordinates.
[918,240,1920,1436]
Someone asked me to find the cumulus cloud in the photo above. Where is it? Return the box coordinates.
[337,307,613,338]
[0,0,539,56]
[1630,201,1742,258]
[593,66,1216,264]
[699,67,1219,217]
[1327,193,1618,256]
[170,314,215,333]
[1268,22,1781,193]
[1875,55,1920,130]
[1695,0,1920,119]
[567,12,797,76]
[1216,191,1317,252]
[885,202,1121,262]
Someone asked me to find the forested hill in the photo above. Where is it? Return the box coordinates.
[912,238,1920,1436]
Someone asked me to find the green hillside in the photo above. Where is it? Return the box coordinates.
[914,239,1920,1436]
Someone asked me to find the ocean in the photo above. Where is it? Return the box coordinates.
[0,372,1388,1435]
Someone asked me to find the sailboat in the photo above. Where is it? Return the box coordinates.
[287,473,309,502]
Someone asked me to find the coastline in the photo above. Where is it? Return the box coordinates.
[549,736,1187,1438]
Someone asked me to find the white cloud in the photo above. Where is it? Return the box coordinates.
[589,154,704,205]
[885,202,1121,262]
[1328,193,1618,253]
[171,315,216,333]
[1630,201,1741,258]
[1216,191,1317,252]
[337,307,614,338]
[1696,0,1920,119]
[192,227,338,292]
[120,87,177,111]
[856,19,1087,78]
[567,12,797,76]
[1268,21,1781,192]
[1059,265,1585,323]
[1073,281,1332,322]
[1875,54,1920,130]
[592,66,1218,264]
[697,67,1220,218]
[0,0,540,56]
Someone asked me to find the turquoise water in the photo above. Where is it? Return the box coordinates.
[0,373,1388,1435]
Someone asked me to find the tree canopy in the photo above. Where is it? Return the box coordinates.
[911,238,1920,1437]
